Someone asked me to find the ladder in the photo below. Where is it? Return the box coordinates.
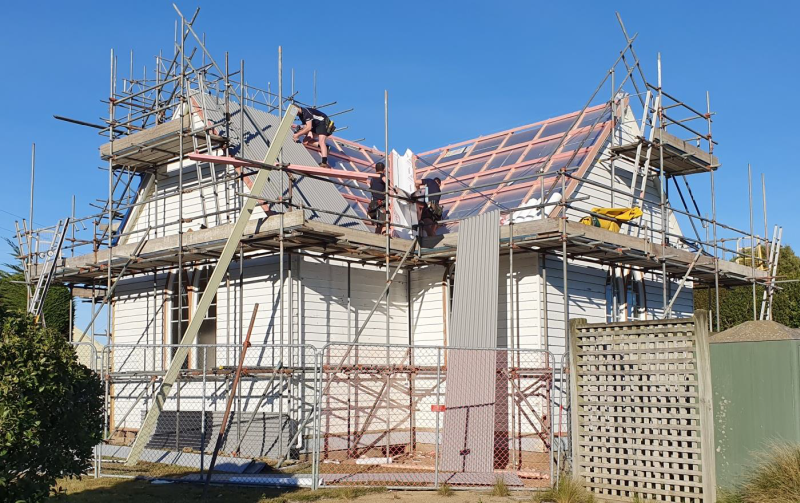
[190,73,222,228]
[28,218,70,323]
[759,225,783,320]
[628,90,661,239]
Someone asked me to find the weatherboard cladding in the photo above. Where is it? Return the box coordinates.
[197,95,366,230]
[441,211,501,473]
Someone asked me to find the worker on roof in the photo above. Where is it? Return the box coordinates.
[293,106,336,168]
[416,177,443,237]
[368,162,388,235]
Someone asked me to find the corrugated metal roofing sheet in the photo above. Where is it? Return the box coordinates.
[196,94,366,230]
[449,210,501,349]
[303,137,386,222]
[441,210,501,473]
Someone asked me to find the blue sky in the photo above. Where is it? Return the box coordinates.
[1,2,798,329]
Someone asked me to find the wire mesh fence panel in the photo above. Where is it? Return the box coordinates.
[319,343,555,489]
[553,352,571,486]
[70,341,102,477]
[98,343,320,487]
[70,341,100,372]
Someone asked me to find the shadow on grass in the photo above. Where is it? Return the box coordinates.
[52,471,386,503]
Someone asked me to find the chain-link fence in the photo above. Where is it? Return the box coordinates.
[554,353,571,487]
[318,343,557,489]
[70,341,100,372]
[70,341,102,477]
[89,342,564,490]
[98,343,320,487]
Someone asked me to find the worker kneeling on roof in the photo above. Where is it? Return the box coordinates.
[415,177,443,237]
[293,106,336,168]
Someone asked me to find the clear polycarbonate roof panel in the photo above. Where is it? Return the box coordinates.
[503,125,542,148]
[297,102,612,231]
[415,103,613,225]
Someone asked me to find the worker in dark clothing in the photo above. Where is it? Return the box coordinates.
[416,177,443,237]
[293,106,336,167]
[367,162,388,235]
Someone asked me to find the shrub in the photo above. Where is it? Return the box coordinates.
[0,313,103,501]
[0,271,72,337]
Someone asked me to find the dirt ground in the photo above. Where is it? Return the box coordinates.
[52,476,540,502]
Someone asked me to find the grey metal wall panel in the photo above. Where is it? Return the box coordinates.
[441,349,498,472]
[144,410,295,459]
[441,211,501,473]
[448,210,501,349]
[199,95,366,230]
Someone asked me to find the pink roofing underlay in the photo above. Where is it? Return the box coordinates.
[191,93,614,230]
[300,102,616,229]
[413,103,613,226]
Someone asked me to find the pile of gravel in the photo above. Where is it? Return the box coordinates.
[710,320,800,343]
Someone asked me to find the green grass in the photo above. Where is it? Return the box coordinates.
[261,487,387,503]
[490,477,510,497]
[51,476,386,502]
[725,443,800,503]
[533,477,594,503]
[436,483,453,497]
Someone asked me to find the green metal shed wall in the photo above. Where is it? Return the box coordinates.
[711,340,800,490]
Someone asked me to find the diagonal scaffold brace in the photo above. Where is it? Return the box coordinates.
[125,104,299,466]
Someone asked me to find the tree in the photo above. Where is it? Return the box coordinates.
[695,245,800,331]
[0,312,103,501]
[0,238,72,336]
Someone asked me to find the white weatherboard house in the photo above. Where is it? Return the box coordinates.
[50,89,758,467]
[110,97,693,363]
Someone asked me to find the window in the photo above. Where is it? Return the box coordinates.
[439,144,472,163]
[195,267,217,369]
[168,271,190,367]
[168,268,218,369]
[195,267,218,323]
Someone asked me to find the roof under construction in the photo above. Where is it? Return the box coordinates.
[16,10,782,336]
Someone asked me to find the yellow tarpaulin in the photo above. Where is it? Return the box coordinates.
[580,207,643,233]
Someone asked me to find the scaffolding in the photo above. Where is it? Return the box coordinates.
[14,7,781,487]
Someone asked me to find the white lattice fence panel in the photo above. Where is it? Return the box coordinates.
[569,312,715,502]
